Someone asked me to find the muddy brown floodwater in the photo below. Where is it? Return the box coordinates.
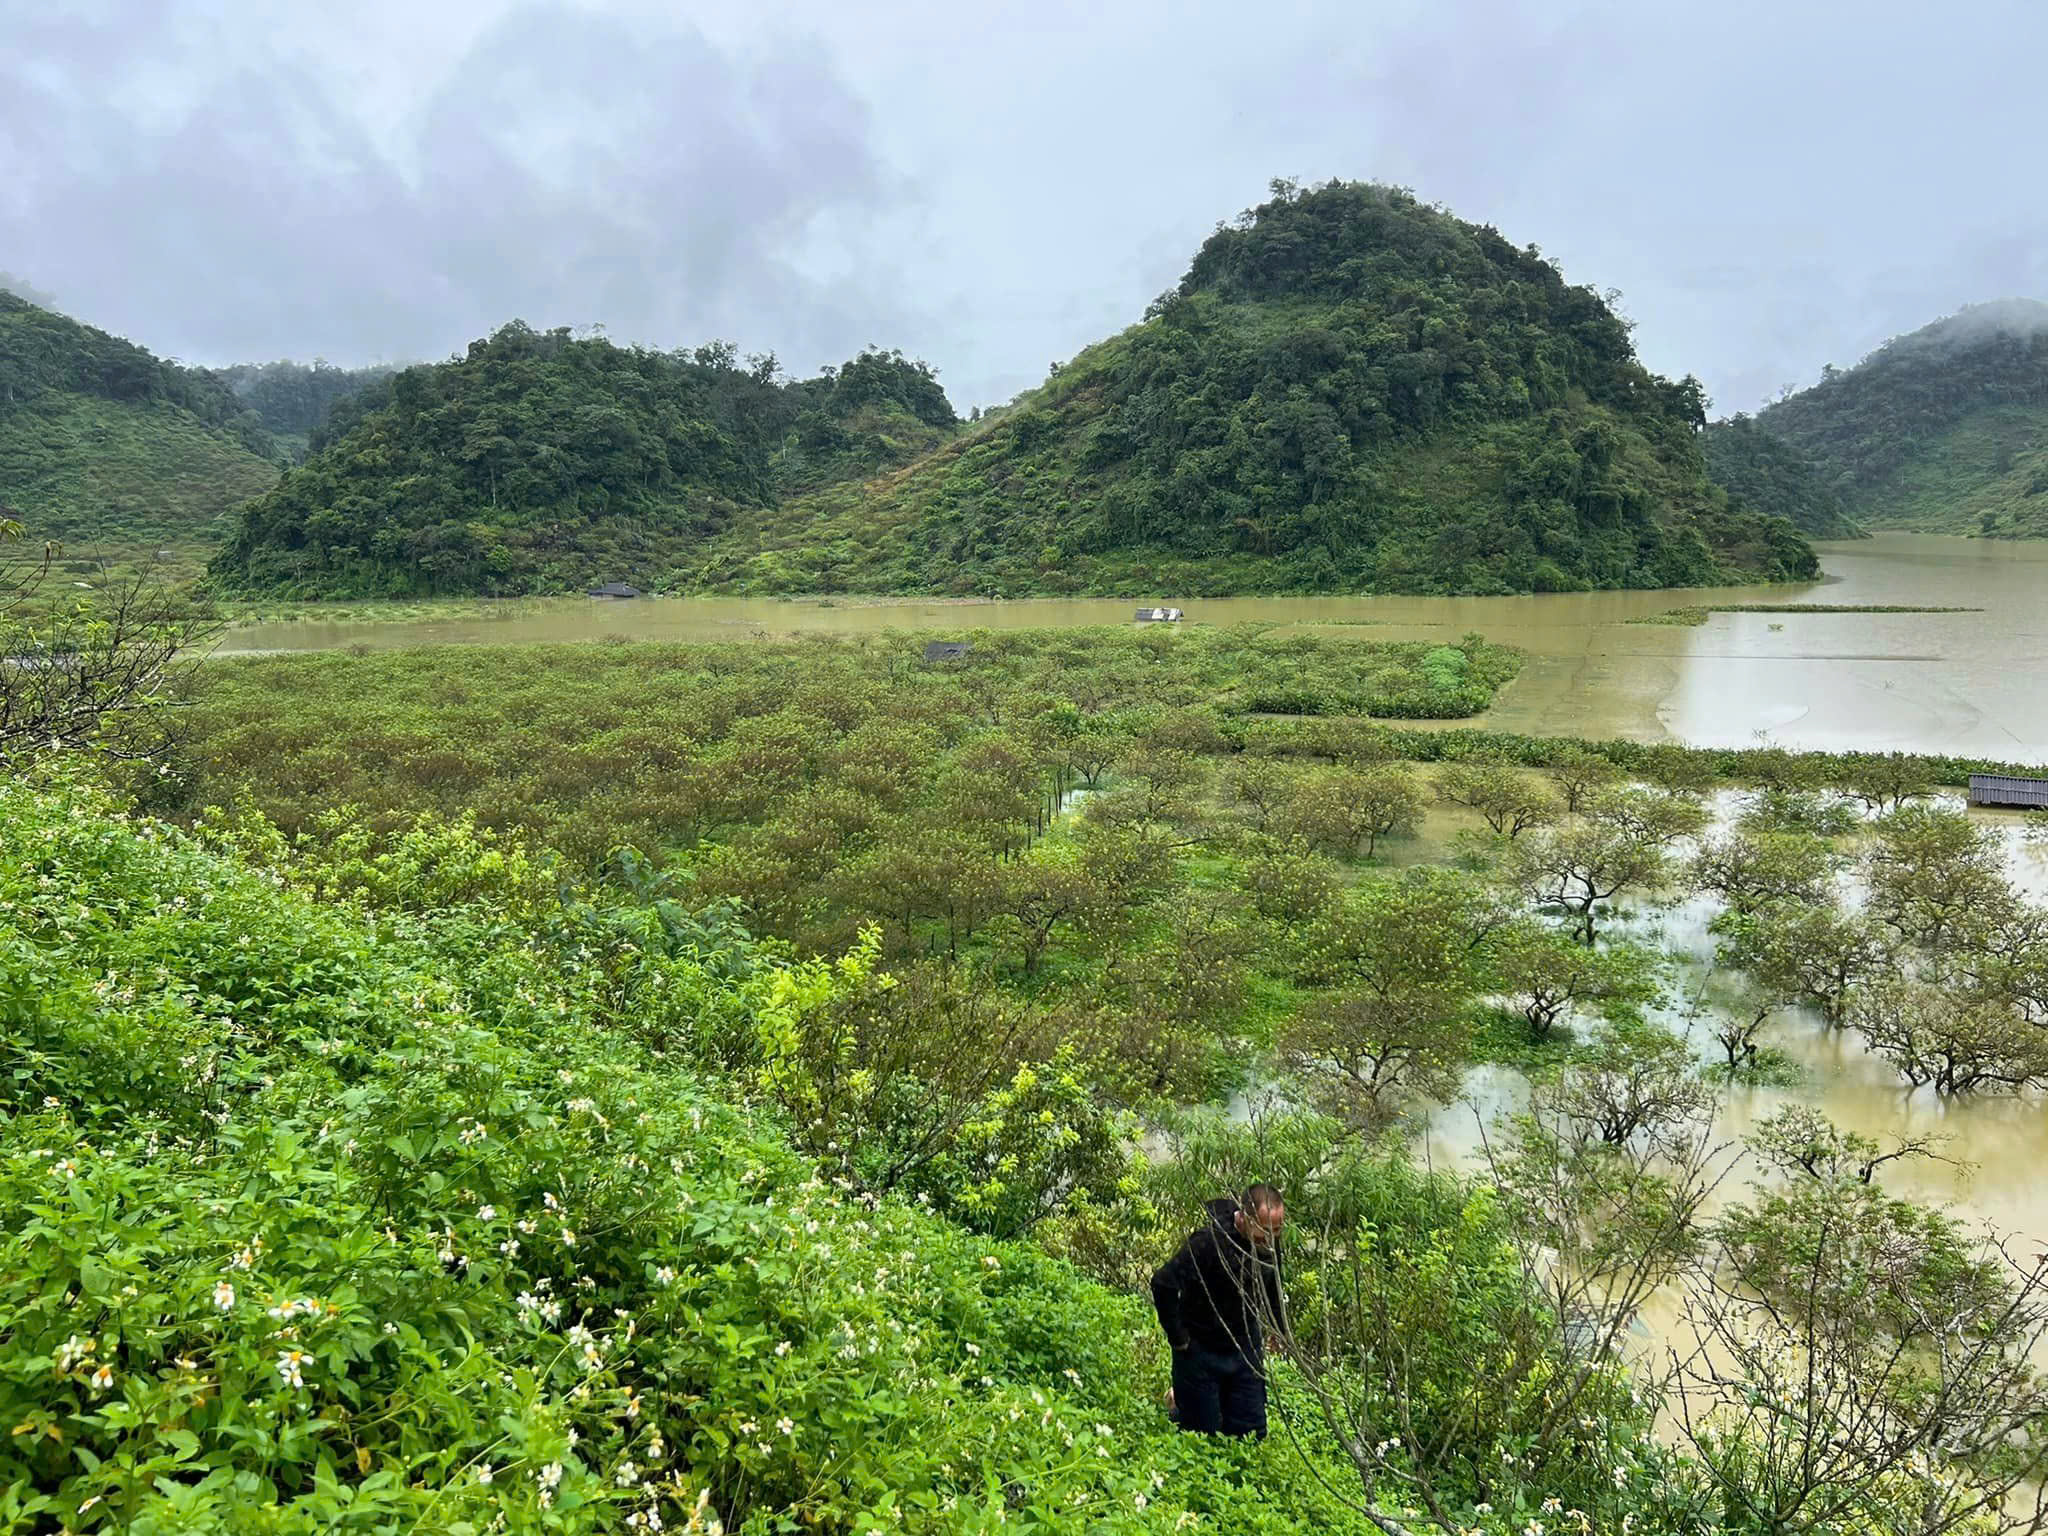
[227,535,2048,1245]
[218,534,2048,761]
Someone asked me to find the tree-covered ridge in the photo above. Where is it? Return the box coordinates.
[1702,415,1863,538]
[1756,299,2048,536]
[697,180,1815,597]
[207,326,960,596]
[0,292,272,456]
[0,292,283,545]
[208,358,399,455]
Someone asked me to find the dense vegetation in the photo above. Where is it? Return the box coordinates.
[207,181,1814,601]
[5,766,1415,1534]
[210,359,398,459]
[1756,299,2048,536]
[0,293,280,545]
[1701,415,1862,538]
[207,329,958,597]
[694,180,1817,597]
[22,597,2048,1530]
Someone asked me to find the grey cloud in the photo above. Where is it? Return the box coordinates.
[3,0,2045,413]
[2,3,909,376]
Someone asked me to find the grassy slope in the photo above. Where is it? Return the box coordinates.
[0,394,279,547]
[1847,403,2048,535]
[1755,303,2048,537]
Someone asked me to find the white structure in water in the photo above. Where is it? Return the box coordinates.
[1134,607,1184,623]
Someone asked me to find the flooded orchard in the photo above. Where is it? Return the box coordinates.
[224,536,2048,1239]
[222,534,2048,759]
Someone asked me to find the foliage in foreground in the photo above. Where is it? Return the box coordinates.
[1,770,1392,1534]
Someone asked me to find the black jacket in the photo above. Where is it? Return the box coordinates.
[1151,1197,1284,1359]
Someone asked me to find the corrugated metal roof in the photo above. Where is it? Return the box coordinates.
[1968,774,2048,807]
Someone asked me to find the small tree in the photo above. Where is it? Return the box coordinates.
[1850,975,2048,1095]
[1434,755,1559,838]
[1672,1191,2048,1536]
[1864,804,2009,951]
[1512,820,1670,945]
[1717,901,1892,1027]
[0,530,224,771]
[1708,994,1778,1069]
[1745,1103,1950,1188]
[1546,744,1620,813]
[989,848,1102,978]
[1278,763,1425,860]
[1279,870,1499,1128]
[1538,1020,1714,1150]
[1485,921,1663,1042]
[1840,751,1936,814]
[1691,830,1845,915]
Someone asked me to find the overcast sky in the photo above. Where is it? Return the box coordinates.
[4,0,2044,415]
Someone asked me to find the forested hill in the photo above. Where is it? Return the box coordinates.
[210,359,398,460]
[1755,299,2048,536]
[0,291,281,545]
[695,180,1817,596]
[1702,415,1863,539]
[208,325,959,596]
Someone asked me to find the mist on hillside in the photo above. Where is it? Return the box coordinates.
[1882,297,2048,359]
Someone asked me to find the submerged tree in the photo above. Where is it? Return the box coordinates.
[1673,1184,2048,1536]
[1850,976,2048,1095]
[1510,788,1702,946]
[1717,901,1893,1027]
[1484,920,1663,1042]
[1434,754,1559,838]
[1690,830,1845,915]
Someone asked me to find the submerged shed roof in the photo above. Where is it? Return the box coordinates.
[1968,774,2048,808]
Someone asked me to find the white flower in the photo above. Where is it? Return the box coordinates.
[777,1417,794,1436]
[499,1239,520,1258]
[982,1256,1000,1270]
[88,1363,114,1391]
[774,1339,792,1356]
[561,1228,577,1247]
[214,1281,236,1311]
[655,1266,675,1286]
[537,1461,563,1490]
[1134,1493,1149,1511]
[476,1464,494,1484]
[276,1349,308,1389]
[477,1205,495,1221]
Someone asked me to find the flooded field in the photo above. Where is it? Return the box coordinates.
[1419,793,2048,1245]
[217,535,2048,761]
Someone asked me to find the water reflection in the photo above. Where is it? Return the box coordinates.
[1423,791,2048,1250]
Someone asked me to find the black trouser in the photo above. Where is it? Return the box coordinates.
[1171,1343,1267,1436]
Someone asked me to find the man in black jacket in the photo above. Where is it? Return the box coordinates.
[1150,1184,1286,1436]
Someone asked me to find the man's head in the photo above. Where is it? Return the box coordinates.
[1235,1184,1285,1250]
